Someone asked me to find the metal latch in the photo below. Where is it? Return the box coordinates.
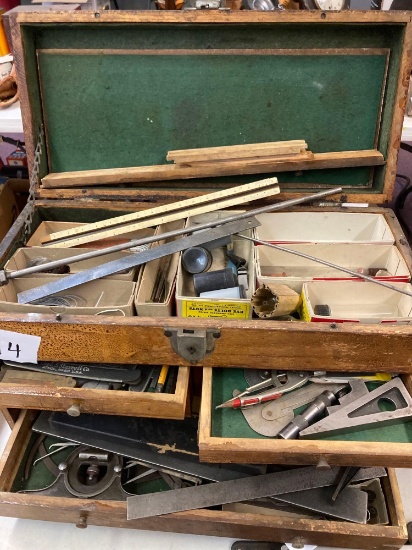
[184,0,228,10]
[164,328,220,364]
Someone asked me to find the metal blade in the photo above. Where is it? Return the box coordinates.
[17,217,258,305]
[3,360,142,384]
[126,466,383,520]
[272,485,368,524]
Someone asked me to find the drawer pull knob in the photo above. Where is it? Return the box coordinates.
[316,458,330,470]
[291,538,306,549]
[67,404,81,417]
[76,515,88,529]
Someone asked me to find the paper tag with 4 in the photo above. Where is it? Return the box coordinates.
[0,329,41,364]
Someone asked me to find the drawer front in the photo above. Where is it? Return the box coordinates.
[199,368,412,468]
[0,367,190,419]
[0,411,407,550]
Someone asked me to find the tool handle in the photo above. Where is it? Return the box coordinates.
[239,393,282,408]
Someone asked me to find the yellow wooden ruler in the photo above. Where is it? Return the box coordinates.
[43,178,280,249]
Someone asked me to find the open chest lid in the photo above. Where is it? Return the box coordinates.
[11,10,412,205]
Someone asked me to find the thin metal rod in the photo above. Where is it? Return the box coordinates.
[239,235,412,299]
[4,186,342,281]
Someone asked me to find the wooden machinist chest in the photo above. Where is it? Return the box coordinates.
[0,9,411,547]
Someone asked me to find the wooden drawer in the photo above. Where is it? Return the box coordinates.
[0,410,407,550]
[199,368,412,468]
[0,366,190,419]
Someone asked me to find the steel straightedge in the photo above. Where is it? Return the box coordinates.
[3,360,142,384]
[17,217,257,304]
[272,485,368,524]
[126,466,385,520]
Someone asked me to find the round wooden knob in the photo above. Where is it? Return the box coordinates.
[316,458,331,470]
[66,404,81,417]
[76,515,88,529]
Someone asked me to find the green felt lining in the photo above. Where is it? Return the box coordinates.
[19,22,407,193]
[37,52,386,175]
[211,369,412,443]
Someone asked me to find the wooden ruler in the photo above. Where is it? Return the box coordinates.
[42,178,280,249]
[167,140,308,163]
[41,150,385,188]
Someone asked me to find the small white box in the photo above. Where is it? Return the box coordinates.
[301,280,412,324]
[255,212,395,244]
[257,243,410,293]
[0,278,136,316]
[135,220,185,317]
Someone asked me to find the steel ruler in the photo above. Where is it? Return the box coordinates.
[126,466,385,520]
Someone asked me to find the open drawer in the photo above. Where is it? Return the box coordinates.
[0,410,407,549]
[199,368,412,468]
[0,366,190,419]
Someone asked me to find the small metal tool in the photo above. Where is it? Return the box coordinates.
[4,360,142,385]
[23,446,133,500]
[325,379,370,416]
[331,466,361,501]
[300,378,412,438]
[182,246,213,274]
[220,370,309,408]
[277,385,348,439]
[238,383,344,437]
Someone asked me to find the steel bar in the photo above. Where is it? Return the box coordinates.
[16,218,257,304]
[272,485,368,523]
[2,186,342,283]
[126,466,385,520]
[238,235,412,299]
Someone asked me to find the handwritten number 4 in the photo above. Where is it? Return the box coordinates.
[7,342,20,358]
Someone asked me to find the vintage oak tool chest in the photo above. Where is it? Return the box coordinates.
[0,9,411,546]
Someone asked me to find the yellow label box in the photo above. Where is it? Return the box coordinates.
[182,300,250,319]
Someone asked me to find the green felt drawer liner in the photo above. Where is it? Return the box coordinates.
[211,368,412,443]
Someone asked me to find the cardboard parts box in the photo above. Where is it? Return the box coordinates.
[0,11,411,546]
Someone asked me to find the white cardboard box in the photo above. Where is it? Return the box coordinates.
[257,243,410,293]
[301,280,412,324]
[135,220,185,317]
[0,277,136,316]
[255,212,395,244]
